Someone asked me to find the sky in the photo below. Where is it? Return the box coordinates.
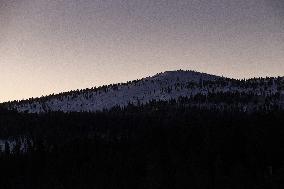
[0,0,284,102]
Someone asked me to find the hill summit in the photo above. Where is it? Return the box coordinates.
[3,70,284,113]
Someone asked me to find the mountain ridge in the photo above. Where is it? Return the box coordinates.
[2,70,284,113]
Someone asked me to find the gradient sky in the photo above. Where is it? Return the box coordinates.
[1,0,284,102]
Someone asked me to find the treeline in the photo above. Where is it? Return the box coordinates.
[0,102,284,188]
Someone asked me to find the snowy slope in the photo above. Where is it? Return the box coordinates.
[4,70,284,113]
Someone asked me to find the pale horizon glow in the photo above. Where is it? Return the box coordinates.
[1,0,284,102]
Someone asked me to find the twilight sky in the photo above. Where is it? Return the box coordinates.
[1,0,284,102]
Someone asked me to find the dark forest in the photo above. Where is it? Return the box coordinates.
[1,99,284,189]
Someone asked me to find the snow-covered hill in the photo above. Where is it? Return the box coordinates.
[3,70,284,113]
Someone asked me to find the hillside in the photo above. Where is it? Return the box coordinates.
[3,70,284,113]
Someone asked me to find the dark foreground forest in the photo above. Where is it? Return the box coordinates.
[1,100,284,189]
